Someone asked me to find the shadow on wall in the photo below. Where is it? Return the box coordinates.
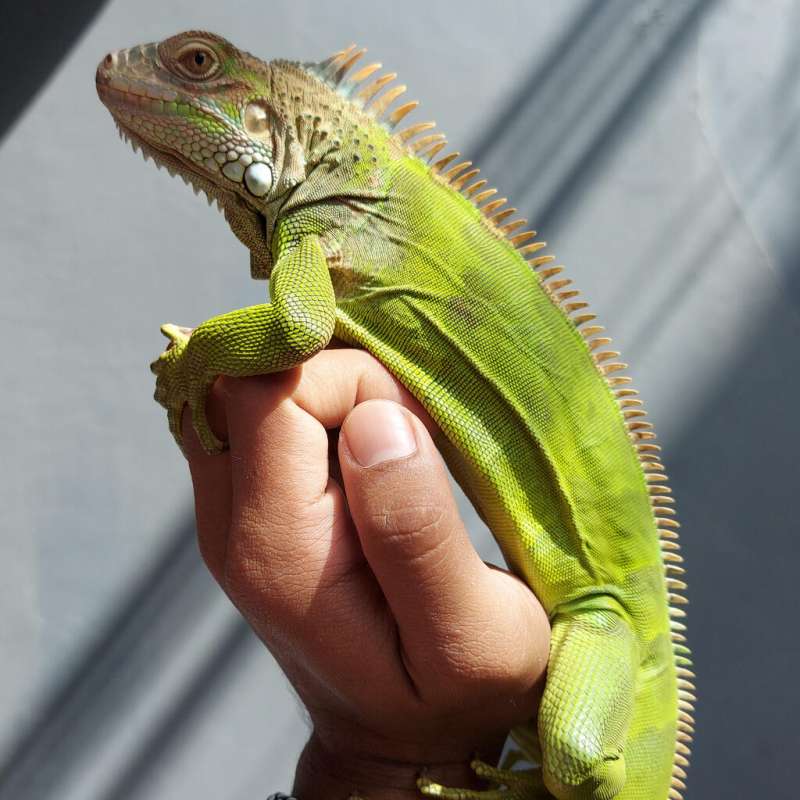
[0,0,110,143]
[668,284,800,795]
[5,0,800,797]
[0,518,254,800]
[470,0,718,235]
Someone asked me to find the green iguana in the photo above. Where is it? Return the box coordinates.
[96,31,693,800]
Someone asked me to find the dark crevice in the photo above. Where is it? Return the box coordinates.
[0,0,110,143]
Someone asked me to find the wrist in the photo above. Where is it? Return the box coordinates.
[292,732,499,800]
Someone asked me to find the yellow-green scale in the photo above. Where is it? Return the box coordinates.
[277,150,677,796]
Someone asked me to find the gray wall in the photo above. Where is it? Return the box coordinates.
[1,0,798,797]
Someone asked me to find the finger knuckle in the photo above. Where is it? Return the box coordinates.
[370,502,449,564]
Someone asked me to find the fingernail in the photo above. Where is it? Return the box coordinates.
[346,402,417,467]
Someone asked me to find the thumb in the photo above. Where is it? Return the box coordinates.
[338,400,542,694]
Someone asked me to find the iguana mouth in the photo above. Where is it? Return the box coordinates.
[96,76,270,278]
[96,77,230,210]
[97,75,273,277]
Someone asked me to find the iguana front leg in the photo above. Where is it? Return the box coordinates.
[151,234,335,453]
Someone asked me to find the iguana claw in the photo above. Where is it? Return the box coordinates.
[417,759,545,800]
[150,323,225,454]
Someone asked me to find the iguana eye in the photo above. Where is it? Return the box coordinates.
[172,43,221,80]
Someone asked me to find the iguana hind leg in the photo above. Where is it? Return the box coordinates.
[538,609,637,800]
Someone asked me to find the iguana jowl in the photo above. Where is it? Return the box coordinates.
[96,31,694,799]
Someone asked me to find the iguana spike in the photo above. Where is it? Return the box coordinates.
[490,207,517,224]
[472,188,497,204]
[370,84,407,117]
[464,179,488,197]
[668,593,688,606]
[623,409,647,419]
[411,133,446,154]
[563,300,588,313]
[589,337,613,351]
[518,241,546,255]
[397,120,436,142]
[502,219,528,235]
[629,421,655,432]
[423,141,448,161]
[667,574,686,587]
[548,278,572,292]
[432,152,461,173]
[582,326,606,339]
[538,266,564,280]
[334,48,367,84]
[357,73,397,105]
[482,198,507,215]
[387,100,419,127]
[530,255,556,268]
[319,43,357,72]
[509,230,537,246]
[349,61,382,84]
[594,350,620,362]
[643,460,664,472]
[452,168,480,190]
[572,313,598,326]
[612,378,635,391]
[619,397,643,407]
[443,161,474,181]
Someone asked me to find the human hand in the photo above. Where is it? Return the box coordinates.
[182,349,550,799]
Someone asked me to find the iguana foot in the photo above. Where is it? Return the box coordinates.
[150,323,225,454]
[418,760,545,800]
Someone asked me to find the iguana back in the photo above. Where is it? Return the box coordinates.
[97,31,694,799]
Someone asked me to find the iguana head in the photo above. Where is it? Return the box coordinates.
[97,31,309,277]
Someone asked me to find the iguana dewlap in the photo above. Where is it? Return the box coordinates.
[96,31,694,800]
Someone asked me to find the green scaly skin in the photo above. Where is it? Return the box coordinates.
[96,31,694,800]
